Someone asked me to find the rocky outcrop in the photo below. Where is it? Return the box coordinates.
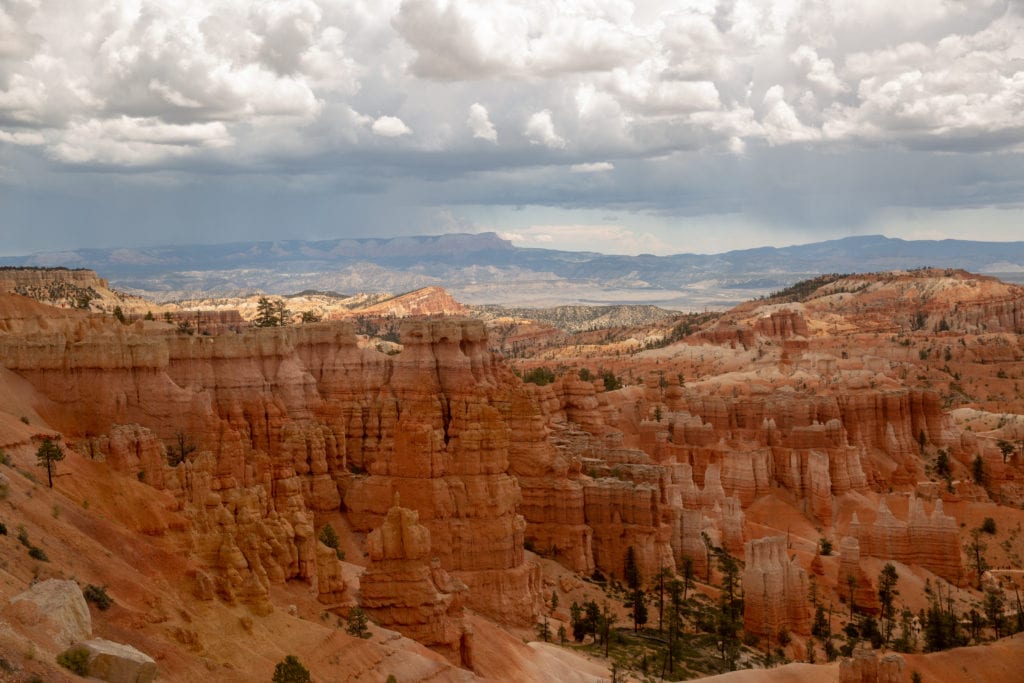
[1,312,540,627]
[360,502,472,668]
[839,647,904,683]
[0,267,108,295]
[73,638,158,683]
[582,477,674,581]
[853,497,962,583]
[743,536,811,636]
[5,579,91,649]
[838,537,879,614]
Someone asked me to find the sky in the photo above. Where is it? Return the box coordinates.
[1,0,1023,257]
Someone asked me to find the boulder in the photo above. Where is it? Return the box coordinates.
[6,579,91,648]
[77,638,158,683]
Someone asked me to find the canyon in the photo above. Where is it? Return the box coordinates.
[1,266,1023,681]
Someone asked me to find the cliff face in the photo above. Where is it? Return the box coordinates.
[0,311,541,626]
[851,497,962,583]
[361,502,472,667]
[743,535,811,637]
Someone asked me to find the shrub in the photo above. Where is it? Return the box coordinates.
[601,370,622,391]
[981,517,997,535]
[57,646,90,676]
[522,366,556,386]
[272,655,311,683]
[318,523,344,560]
[578,368,593,381]
[0,521,6,535]
[28,546,48,562]
[819,538,833,556]
[84,584,113,611]
[0,448,9,465]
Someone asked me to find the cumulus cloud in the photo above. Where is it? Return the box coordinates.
[371,115,412,137]
[524,109,565,149]
[467,102,497,141]
[1,0,1023,253]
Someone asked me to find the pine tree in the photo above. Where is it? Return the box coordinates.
[254,296,281,327]
[36,438,64,488]
[877,563,899,645]
[346,606,371,638]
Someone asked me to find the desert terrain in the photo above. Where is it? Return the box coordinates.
[1,266,1024,682]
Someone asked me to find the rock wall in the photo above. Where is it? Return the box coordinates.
[743,535,811,636]
[0,313,541,626]
[838,537,879,614]
[852,497,962,583]
[360,502,472,667]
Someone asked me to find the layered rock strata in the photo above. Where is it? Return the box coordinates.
[0,312,540,625]
[851,497,962,583]
[838,537,879,614]
[743,535,811,636]
[360,502,472,668]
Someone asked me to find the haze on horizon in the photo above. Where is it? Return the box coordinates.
[1,0,1023,258]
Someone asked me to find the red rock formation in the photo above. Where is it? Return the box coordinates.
[838,536,879,614]
[840,647,905,683]
[743,535,811,636]
[360,502,472,667]
[853,497,962,583]
[349,286,468,318]
[0,310,541,625]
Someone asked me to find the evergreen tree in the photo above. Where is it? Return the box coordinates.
[983,588,1006,639]
[255,296,281,327]
[629,589,648,632]
[346,606,371,638]
[624,546,641,590]
[36,438,64,488]
[570,601,585,642]
[966,528,989,590]
[272,655,311,683]
[550,589,558,615]
[877,563,899,645]
[536,615,551,642]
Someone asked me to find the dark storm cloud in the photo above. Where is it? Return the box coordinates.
[1,1,1023,254]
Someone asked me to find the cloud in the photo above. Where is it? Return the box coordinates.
[524,109,565,149]
[1,0,1023,256]
[497,224,674,255]
[467,102,497,141]
[371,115,412,137]
[570,162,613,173]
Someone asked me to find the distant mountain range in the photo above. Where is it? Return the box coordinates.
[4,233,1024,309]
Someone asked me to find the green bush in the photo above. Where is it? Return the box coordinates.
[981,517,997,534]
[28,546,48,562]
[601,370,622,391]
[83,584,113,611]
[57,646,90,676]
[0,521,7,535]
[522,366,556,386]
[272,655,311,683]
